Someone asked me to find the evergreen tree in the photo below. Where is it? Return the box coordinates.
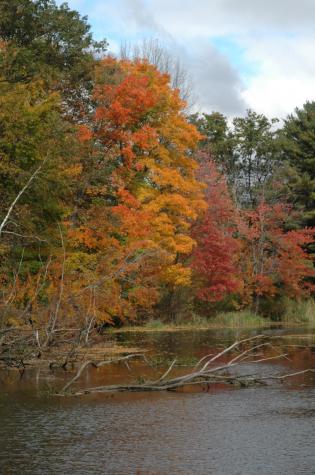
[280,101,315,227]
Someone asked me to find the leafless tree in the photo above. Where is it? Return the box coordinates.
[120,38,194,107]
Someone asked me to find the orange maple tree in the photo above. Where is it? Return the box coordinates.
[65,57,206,323]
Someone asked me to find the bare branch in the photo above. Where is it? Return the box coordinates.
[199,334,265,371]
[1,231,47,242]
[152,358,177,384]
[0,158,47,238]
[267,369,315,380]
[57,334,314,397]
[60,353,147,393]
[46,224,65,341]
[120,38,194,106]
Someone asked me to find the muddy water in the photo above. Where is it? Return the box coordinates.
[0,328,314,475]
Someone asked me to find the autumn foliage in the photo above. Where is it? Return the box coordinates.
[63,58,205,324]
[0,2,314,330]
[239,202,315,301]
[191,156,241,302]
[191,158,314,309]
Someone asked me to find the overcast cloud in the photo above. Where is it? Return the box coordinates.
[129,0,315,36]
[60,0,315,119]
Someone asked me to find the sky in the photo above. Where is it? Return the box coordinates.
[59,0,315,119]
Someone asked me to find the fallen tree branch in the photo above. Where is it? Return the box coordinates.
[264,368,315,380]
[60,353,148,393]
[151,358,177,384]
[57,334,314,396]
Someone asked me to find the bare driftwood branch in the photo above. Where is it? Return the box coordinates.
[58,334,315,396]
[60,353,147,393]
[265,369,315,380]
[152,358,177,384]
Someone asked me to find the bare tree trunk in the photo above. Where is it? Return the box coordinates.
[45,224,65,345]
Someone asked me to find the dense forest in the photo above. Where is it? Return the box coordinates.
[0,0,314,342]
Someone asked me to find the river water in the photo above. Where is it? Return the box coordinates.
[0,327,314,474]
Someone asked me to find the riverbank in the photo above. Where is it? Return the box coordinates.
[0,326,145,372]
[110,308,315,333]
[1,303,314,372]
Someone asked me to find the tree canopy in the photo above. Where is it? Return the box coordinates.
[0,2,314,331]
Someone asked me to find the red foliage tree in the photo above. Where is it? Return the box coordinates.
[239,201,315,301]
[192,156,315,308]
[191,156,241,302]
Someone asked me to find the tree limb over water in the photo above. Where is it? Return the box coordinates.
[57,335,315,396]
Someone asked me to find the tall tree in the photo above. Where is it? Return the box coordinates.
[190,110,280,206]
[0,0,104,325]
[65,57,206,324]
[0,0,107,113]
[279,101,315,227]
[191,156,241,304]
[232,110,279,206]
[0,78,81,326]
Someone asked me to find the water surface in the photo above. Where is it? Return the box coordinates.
[1,327,314,474]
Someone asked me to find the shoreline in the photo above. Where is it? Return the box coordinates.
[109,321,313,334]
[1,322,313,373]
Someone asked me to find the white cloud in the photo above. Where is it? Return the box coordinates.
[182,41,246,115]
[118,0,315,117]
[132,0,315,37]
[60,0,315,118]
[241,35,315,117]
[119,0,247,115]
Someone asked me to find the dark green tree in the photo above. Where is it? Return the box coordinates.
[280,102,315,227]
[0,0,107,112]
[232,110,279,206]
[0,80,79,278]
[190,110,280,206]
